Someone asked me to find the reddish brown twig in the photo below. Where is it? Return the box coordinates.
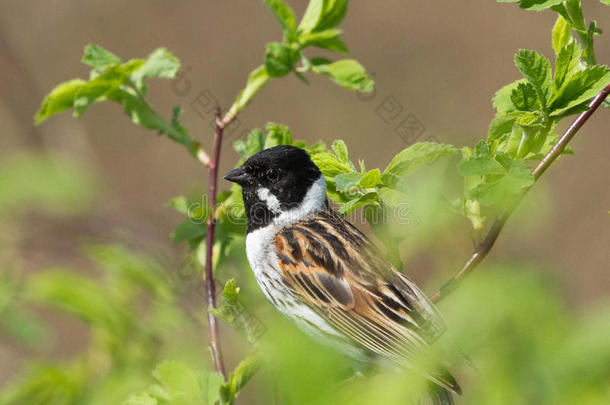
[204,107,229,379]
[430,83,610,303]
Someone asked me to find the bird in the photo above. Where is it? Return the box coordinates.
[224,145,460,404]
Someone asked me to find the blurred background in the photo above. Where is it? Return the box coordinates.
[0,1,609,404]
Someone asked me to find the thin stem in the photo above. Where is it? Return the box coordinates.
[430,84,610,303]
[204,107,227,378]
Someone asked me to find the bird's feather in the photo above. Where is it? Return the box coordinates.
[274,208,460,394]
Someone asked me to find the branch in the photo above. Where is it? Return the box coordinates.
[204,107,228,379]
[430,83,610,303]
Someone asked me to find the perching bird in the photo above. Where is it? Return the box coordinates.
[224,145,460,404]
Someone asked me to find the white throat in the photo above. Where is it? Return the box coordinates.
[254,175,327,231]
[275,175,327,228]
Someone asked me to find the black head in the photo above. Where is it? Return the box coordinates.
[224,145,326,232]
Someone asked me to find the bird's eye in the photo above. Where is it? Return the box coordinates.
[266,168,280,181]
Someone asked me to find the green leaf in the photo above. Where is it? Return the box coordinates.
[34,79,87,124]
[515,111,543,127]
[152,361,202,404]
[335,172,362,191]
[131,48,181,93]
[82,43,121,71]
[230,65,271,116]
[312,59,374,92]
[71,60,144,117]
[549,65,610,116]
[553,41,582,90]
[300,29,348,54]
[493,80,526,113]
[518,0,564,10]
[166,196,190,215]
[221,356,261,404]
[312,59,374,93]
[458,156,506,176]
[311,153,353,178]
[264,42,300,78]
[26,271,121,331]
[221,279,240,306]
[262,0,297,40]
[299,28,342,44]
[317,0,348,31]
[122,392,159,405]
[171,221,207,246]
[488,113,517,141]
[199,371,224,405]
[264,122,293,148]
[510,82,538,111]
[359,169,383,188]
[384,142,457,177]
[377,187,408,208]
[563,0,586,30]
[298,0,325,33]
[234,128,266,160]
[469,160,535,206]
[514,49,553,105]
[552,16,572,55]
[331,139,350,163]
[338,192,378,215]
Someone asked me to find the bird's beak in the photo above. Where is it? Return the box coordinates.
[223,166,252,185]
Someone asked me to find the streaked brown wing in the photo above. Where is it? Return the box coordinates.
[274,209,459,393]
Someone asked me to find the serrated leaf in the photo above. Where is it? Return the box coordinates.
[331,139,350,163]
[167,196,190,215]
[458,156,506,176]
[335,172,362,191]
[493,80,526,113]
[264,122,293,148]
[514,49,553,106]
[552,16,572,55]
[384,142,457,177]
[230,66,271,116]
[469,160,535,206]
[264,42,300,78]
[516,111,542,127]
[554,41,582,91]
[82,43,121,71]
[71,60,144,117]
[171,221,207,247]
[131,48,181,93]
[377,187,408,208]
[311,153,353,178]
[221,279,240,305]
[359,169,383,188]
[510,82,538,111]
[312,59,374,92]
[549,65,610,116]
[338,192,378,215]
[262,0,297,40]
[152,361,202,404]
[488,113,517,141]
[199,371,224,405]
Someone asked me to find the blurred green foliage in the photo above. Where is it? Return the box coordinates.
[3,0,609,404]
